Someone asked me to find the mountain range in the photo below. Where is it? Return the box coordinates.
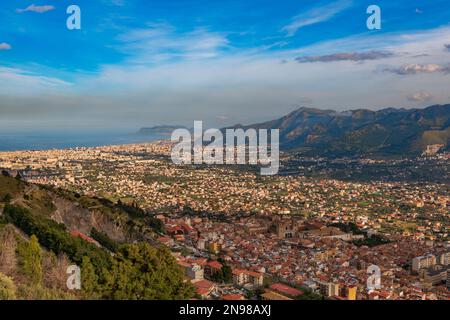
[137,125,187,136]
[227,104,450,157]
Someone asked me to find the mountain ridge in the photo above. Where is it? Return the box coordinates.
[137,125,188,136]
[225,104,450,157]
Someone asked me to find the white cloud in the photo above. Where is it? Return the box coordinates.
[296,51,393,63]
[16,4,55,14]
[0,67,71,95]
[116,23,230,63]
[0,43,11,50]
[407,91,432,102]
[69,25,450,125]
[2,25,450,128]
[384,63,450,75]
[282,0,352,37]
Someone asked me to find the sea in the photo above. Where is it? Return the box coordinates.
[0,130,166,152]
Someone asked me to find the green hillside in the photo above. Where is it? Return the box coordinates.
[0,173,193,300]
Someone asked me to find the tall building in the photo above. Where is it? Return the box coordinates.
[347,286,357,300]
[339,285,357,300]
[318,281,340,297]
[447,270,450,289]
[412,254,436,273]
[420,265,449,286]
[209,242,221,254]
[439,252,450,266]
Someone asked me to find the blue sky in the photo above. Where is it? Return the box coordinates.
[0,0,450,130]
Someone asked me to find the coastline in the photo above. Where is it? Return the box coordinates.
[0,131,166,152]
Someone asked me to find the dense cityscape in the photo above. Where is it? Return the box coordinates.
[1,142,448,300]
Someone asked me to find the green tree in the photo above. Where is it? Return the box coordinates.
[81,256,99,298]
[18,235,43,286]
[104,243,194,300]
[210,265,232,283]
[221,265,233,283]
[4,204,112,272]
[0,272,17,300]
[90,228,118,253]
[1,193,12,204]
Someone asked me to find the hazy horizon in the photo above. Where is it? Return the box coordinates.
[1,0,450,129]
[0,103,448,133]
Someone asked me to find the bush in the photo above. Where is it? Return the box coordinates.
[0,272,17,300]
[3,204,193,300]
[90,227,119,253]
[3,204,112,272]
[1,193,12,204]
[102,243,194,300]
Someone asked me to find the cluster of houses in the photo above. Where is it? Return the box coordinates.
[175,255,265,299]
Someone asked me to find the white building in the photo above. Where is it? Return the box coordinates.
[412,254,436,273]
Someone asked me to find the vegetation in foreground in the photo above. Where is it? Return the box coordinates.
[0,173,194,300]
